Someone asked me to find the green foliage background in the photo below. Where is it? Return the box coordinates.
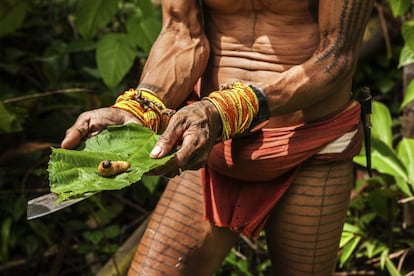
[1,0,414,275]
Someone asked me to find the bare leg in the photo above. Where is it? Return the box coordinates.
[128,170,239,276]
[265,160,354,276]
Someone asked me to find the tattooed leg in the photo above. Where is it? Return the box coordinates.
[128,170,239,276]
[265,160,353,275]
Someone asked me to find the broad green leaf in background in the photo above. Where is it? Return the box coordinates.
[371,138,407,181]
[371,101,393,147]
[96,33,137,88]
[353,137,408,182]
[396,138,414,184]
[75,0,119,39]
[402,21,414,52]
[398,44,414,68]
[401,79,414,110]
[48,124,175,201]
[388,0,411,17]
[126,16,161,54]
[0,0,28,38]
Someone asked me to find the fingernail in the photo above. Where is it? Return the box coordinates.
[150,145,162,157]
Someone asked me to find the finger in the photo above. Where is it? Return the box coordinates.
[60,120,89,149]
[150,118,184,159]
[145,156,180,177]
[175,131,208,169]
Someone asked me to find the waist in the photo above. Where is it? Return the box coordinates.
[266,96,356,128]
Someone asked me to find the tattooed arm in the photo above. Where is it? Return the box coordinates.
[137,0,210,109]
[263,0,374,116]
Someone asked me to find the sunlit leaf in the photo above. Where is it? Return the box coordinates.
[402,21,414,52]
[339,235,361,267]
[340,232,354,248]
[397,138,414,184]
[371,101,393,147]
[48,124,175,200]
[398,44,414,68]
[371,138,408,180]
[401,79,414,110]
[354,137,408,182]
[385,257,401,276]
[388,0,411,17]
[380,249,389,270]
[342,223,363,234]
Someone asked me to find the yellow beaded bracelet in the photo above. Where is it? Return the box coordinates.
[113,88,174,134]
[203,82,269,141]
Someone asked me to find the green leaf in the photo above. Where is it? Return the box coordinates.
[401,79,414,110]
[398,44,414,68]
[103,224,121,239]
[83,230,103,245]
[141,175,161,194]
[126,16,161,54]
[402,21,414,52]
[340,232,355,248]
[96,33,136,88]
[371,101,393,147]
[354,137,408,181]
[0,102,16,133]
[384,257,401,276]
[397,138,414,184]
[339,235,361,267]
[0,218,12,262]
[0,0,28,38]
[342,223,363,234]
[388,0,411,17]
[371,137,408,181]
[48,124,175,200]
[75,0,119,39]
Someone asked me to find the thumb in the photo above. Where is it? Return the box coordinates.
[150,124,181,159]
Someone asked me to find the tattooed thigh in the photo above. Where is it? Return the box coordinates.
[265,160,354,276]
[128,170,238,276]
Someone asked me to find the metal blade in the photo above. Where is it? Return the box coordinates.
[27,193,88,220]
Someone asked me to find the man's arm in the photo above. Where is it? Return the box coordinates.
[137,0,210,109]
[264,0,374,115]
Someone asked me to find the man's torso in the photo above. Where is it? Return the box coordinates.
[199,0,353,127]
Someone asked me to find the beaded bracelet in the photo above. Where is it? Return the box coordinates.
[112,88,174,134]
[203,82,270,141]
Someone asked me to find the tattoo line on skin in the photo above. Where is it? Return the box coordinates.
[318,0,371,76]
[137,174,204,273]
[273,164,352,274]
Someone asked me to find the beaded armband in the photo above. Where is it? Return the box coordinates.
[203,82,270,141]
[112,88,175,134]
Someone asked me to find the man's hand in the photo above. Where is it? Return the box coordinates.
[149,100,221,176]
[61,107,142,149]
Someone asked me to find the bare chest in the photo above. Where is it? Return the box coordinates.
[202,0,316,16]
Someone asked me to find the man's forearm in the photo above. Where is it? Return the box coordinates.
[137,2,210,109]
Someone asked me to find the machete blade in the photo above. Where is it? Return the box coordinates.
[27,193,88,220]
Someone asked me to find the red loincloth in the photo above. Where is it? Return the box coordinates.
[202,101,362,238]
